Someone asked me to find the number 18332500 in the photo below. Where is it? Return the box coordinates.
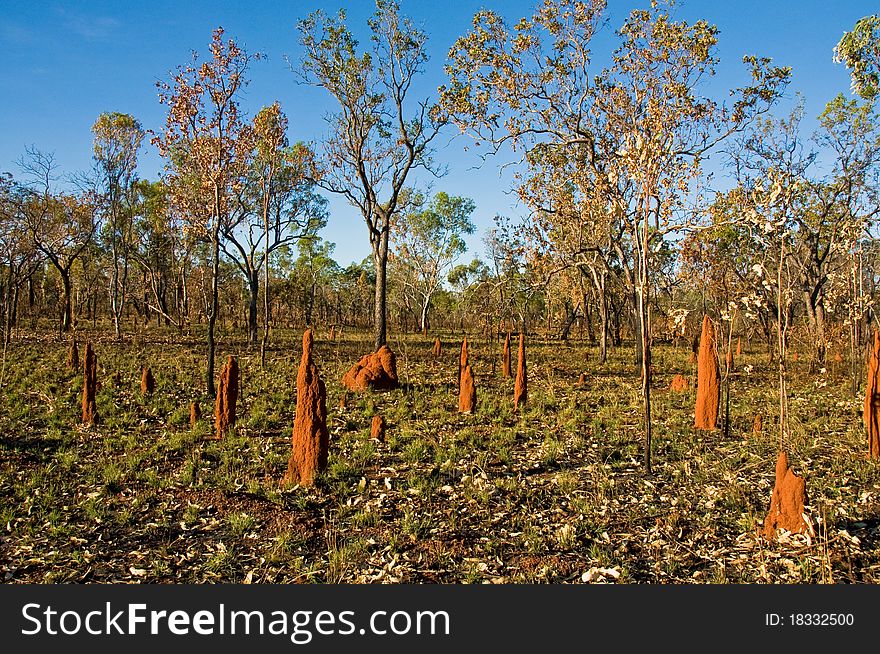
[765,613,854,627]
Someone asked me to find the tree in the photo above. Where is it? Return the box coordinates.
[92,112,143,340]
[297,0,444,350]
[392,191,475,334]
[440,0,789,472]
[222,105,327,353]
[835,15,880,102]
[154,27,260,395]
[0,174,41,344]
[17,148,99,333]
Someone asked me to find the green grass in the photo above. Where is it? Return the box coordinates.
[0,328,877,583]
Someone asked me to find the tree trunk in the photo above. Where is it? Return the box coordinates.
[60,270,73,333]
[207,227,220,397]
[372,227,389,350]
[247,269,259,345]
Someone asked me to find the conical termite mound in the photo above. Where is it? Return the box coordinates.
[283,329,329,488]
[190,401,201,428]
[370,415,385,442]
[514,332,527,411]
[341,345,399,391]
[82,341,98,425]
[763,451,810,539]
[864,331,880,459]
[68,339,79,370]
[502,332,512,378]
[459,337,469,388]
[213,355,239,439]
[694,315,720,430]
[752,413,762,437]
[669,374,689,392]
[459,363,476,413]
[141,366,155,395]
[689,331,700,364]
[736,337,742,358]
[577,372,586,387]
[432,337,441,357]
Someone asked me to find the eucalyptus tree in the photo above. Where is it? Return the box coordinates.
[297,0,445,350]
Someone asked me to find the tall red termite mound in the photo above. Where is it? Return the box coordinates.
[694,315,720,430]
[736,337,742,358]
[68,339,79,370]
[459,337,469,384]
[141,366,155,395]
[864,331,880,459]
[763,451,810,539]
[190,401,201,428]
[514,332,527,410]
[502,332,512,378]
[82,341,98,425]
[214,356,239,439]
[432,337,441,357]
[459,363,476,413]
[283,329,329,488]
[370,414,385,442]
[341,345,399,391]
[669,374,689,392]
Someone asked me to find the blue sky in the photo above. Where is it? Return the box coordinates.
[0,0,874,266]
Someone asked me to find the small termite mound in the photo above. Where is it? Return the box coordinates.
[736,337,742,358]
[341,345,399,391]
[432,337,441,357]
[68,339,79,370]
[82,341,98,425]
[763,451,810,539]
[141,366,155,395]
[370,415,386,442]
[213,356,239,439]
[577,372,586,387]
[514,332,527,411]
[694,315,720,430]
[669,374,689,392]
[283,329,329,488]
[752,413,762,437]
[190,401,201,428]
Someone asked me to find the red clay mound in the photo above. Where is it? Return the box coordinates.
[459,364,476,413]
[214,356,239,439]
[283,329,329,487]
[141,366,155,395]
[736,337,742,358]
[669,374,689,392]
[342,345,399,391]
[752,413,762,437]
[432,337,441,357]
[370,415,386,442]
[514,333,527,411]
[763,451,810,539]
[82,341,98,425]
[190,401,201,428]
[864,331,880,459]
[68,339,79,370]
[577,372,586,387]
[694,315,720,430]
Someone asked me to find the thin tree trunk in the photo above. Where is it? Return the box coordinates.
[373,226,389,350]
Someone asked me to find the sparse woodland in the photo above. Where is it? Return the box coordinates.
[1,1,880,584]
